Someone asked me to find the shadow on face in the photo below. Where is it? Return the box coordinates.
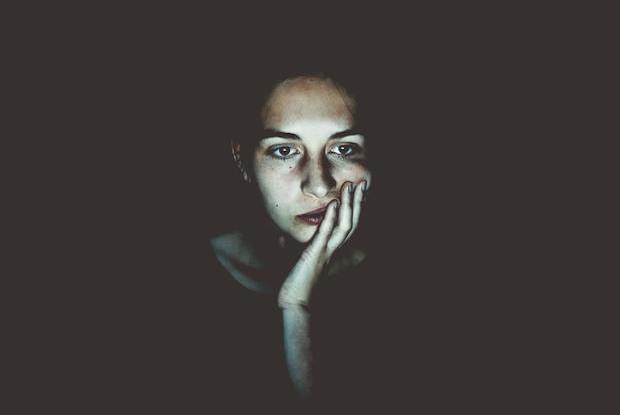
[242,76,372,243]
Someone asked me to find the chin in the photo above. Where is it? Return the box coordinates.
[288,226,315,244]
[273,218,317,245]
[290,233,312,244]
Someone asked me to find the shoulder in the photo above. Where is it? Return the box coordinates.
[209,231,272,293]
[210,231,243,255]
[210,231,264,268]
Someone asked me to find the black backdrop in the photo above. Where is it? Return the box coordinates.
[17,17,582,412]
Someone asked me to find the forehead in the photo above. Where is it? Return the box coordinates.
[261,76,356,130]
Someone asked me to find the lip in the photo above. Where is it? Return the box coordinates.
[296,205,329,226]
[300,205,329,216]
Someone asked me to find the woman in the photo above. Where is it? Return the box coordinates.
[208,69,378,407]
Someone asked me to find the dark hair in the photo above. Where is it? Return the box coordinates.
[224,66,375,174]
[218,66,379,242]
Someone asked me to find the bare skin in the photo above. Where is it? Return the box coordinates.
[211,180,366,398]
[211,76,371,399]
[279,179,366,398]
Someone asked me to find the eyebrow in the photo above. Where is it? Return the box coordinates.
[260,128,363,141]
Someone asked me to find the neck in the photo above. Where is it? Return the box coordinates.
[212,212,367,292]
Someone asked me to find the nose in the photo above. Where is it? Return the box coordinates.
[301,156,336,199]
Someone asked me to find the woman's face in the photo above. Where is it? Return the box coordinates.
[251,76,372,244]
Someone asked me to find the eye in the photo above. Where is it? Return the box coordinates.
[329,143,361,158]
[268,145,300,160]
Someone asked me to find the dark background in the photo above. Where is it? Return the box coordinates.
[10,8,599,413]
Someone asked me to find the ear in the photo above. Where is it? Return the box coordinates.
[231,140,252,183]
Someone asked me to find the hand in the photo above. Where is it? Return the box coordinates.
[278,180,367,307]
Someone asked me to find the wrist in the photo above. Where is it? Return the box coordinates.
[277,296,310,310]
[278,267,323,309]
[277,282,311,309]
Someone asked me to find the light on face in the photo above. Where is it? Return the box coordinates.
[248,76,372,242]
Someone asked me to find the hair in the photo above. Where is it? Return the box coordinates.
[223,65,375,178]
[217,65,380,245]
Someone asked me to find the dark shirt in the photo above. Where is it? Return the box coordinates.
[202,244,391,411]
[96,243,394,412]
[205,246,295,407]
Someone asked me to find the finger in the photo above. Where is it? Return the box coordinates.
[309,199,339,251]
[345,180,365,243]
[328,182,354,251]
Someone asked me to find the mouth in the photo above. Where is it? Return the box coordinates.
[296,205,329,226]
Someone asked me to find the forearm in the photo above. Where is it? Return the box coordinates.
[278,181,366,399]
[282,305,313,399]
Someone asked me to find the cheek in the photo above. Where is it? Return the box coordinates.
[254,164,299,206]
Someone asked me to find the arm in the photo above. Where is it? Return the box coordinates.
[282,305,314,398]
[279,180,366,398]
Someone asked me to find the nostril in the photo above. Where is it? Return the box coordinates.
[300,163,336,199]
